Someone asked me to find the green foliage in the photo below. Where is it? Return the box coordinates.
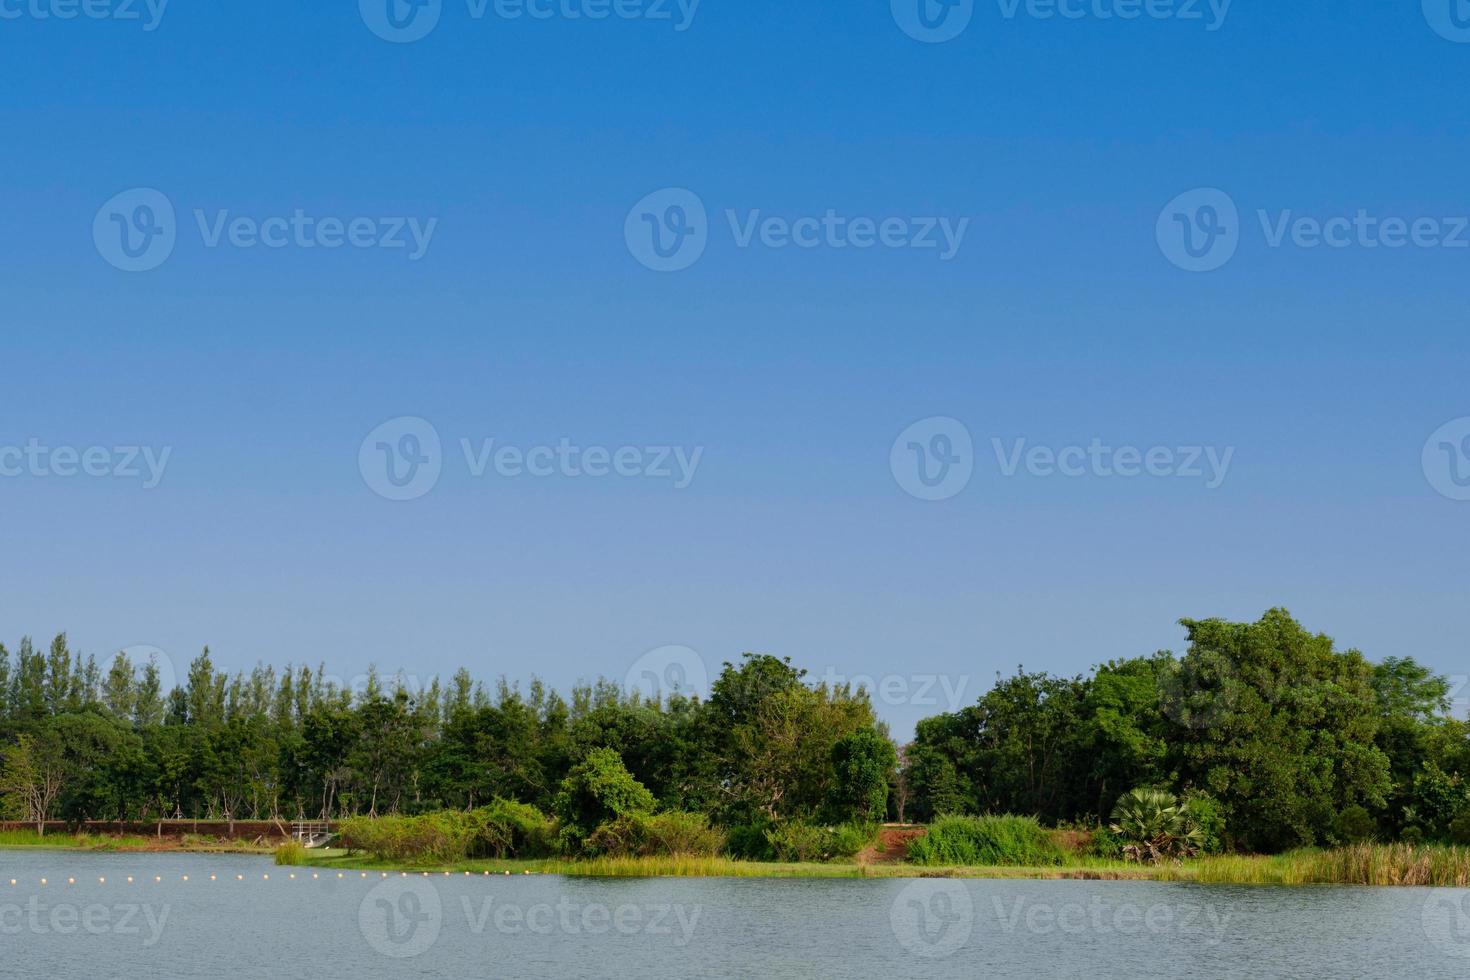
[1109,788,1203,864]
[585,811,726,858]
[828,729,896,823]
[724,818,776,860]
[1086,825,1125,859]
[1336,805,1377,844]
[469,798,557,858]
[763,820,873,863]
[1181,790,1225,855]
[274,841,306,865]
[906,814,1066,867]
[554,748,655,843]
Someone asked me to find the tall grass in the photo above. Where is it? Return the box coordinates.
[907,815,1066,867]
[1194,844,1470,886]
[274,841,307,866]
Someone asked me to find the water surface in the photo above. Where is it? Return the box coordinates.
[1,851,1466,978]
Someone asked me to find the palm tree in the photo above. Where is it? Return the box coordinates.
[1109,788,1203,864]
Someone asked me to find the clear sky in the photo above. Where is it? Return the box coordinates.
[3,1,1469,738]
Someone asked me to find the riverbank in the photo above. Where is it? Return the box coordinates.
[284,843,1470,887]
[0,829,274,854]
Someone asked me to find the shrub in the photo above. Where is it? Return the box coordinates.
[758,820,876,863]
[1109,788,1203,864]
[555,748,656,842]
[274,841,306,866]
[725,819,776,861]
[906,814,1065,867]
[1448,811,1470,846]
[586,811,726,858]
[1086,826,1125,860]
[1182,790,1226,854]
[1336,804,1377,844]
[470,799,557,859]
[339,811,474,863]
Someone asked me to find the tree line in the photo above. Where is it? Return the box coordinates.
[1,608,1467,853]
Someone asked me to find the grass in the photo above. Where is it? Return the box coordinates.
[908,815,1066,867]
[0,829,274,854]
[285,842,1470,886]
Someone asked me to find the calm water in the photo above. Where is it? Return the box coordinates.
[1,851,1468,978]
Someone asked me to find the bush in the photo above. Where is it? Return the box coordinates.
[343,803,559,862]
[1109,788,1204,864]
[555,748,656,841]
[1448,811,1470,846]
[725,819,776,861]
[1086,826,1125,860]
[906,815,1065,867]
[1182,790,1226,854]
[274,841,306,866]
[469,799,557,859]
[586,811,726,858]
[764,820,875,863]
[1336,805,1377,844]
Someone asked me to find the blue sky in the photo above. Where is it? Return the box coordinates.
[3,1,1470,737]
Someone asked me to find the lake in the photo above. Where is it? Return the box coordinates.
[2,851,1468,978]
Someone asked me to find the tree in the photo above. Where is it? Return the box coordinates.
[1168,609,1392,851]
[1109,788,1202,864]
[827,728,896,823]
[554,747,655,840]
[0,734,65,834]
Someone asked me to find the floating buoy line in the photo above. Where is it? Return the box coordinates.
[5,869,541,886]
